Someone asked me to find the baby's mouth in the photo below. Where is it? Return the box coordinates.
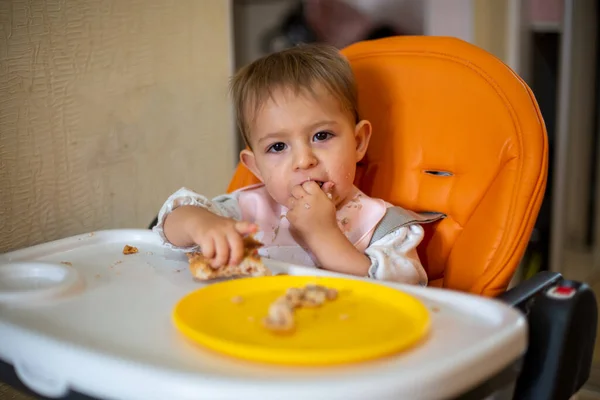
[301,179,325,188]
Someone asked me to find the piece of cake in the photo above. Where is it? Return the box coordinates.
[186,236,271,280]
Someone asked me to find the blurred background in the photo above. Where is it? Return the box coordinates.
[0,0,599,398]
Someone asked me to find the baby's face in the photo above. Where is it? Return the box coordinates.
[240,85,371,208]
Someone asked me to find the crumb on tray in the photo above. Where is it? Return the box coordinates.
[123,245,138,255]
[60,261,72,266]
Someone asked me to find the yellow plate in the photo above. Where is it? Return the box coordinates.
[173,275,430,366]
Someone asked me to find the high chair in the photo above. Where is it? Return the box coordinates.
[223,36,598,399]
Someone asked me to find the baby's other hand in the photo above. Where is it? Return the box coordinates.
[186,211,258,268]
[286,181,337,240]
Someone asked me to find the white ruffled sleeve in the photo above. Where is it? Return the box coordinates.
[365,224,428,286]
[152,187,242,251]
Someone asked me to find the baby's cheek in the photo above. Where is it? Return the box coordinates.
[265,183,288,206]
[334,167,353,185]
[263,174,277,190]
[345,163,356,178]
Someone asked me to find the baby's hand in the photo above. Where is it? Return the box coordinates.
[185,210,258,268]
[286,181,337,241]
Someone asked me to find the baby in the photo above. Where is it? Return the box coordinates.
[154,43,441,286]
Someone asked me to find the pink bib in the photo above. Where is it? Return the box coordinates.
[234,184,389,267]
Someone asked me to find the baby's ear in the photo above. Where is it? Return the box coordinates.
[354,120,372,161]
[240,149,263,181]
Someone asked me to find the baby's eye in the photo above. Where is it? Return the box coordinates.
[267,142,287,153]
[313,131,333,142]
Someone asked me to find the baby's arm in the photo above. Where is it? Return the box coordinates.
[162,206,223,248]
[365,224,428,286]
[153,188,257,267]
[308,224,426,285]
[307,230,373,276]
[154,187,242,249]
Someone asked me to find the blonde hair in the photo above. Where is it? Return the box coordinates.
[229,43,359,146]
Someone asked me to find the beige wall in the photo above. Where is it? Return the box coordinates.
[0,0,235,253]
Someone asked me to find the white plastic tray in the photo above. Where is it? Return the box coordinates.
[0,229,527,400]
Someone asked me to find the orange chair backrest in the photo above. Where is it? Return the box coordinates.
[227,36,548,297]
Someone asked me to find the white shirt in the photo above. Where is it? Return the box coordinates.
[154,187,428,286]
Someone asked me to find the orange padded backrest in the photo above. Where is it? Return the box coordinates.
[227,37,548,297]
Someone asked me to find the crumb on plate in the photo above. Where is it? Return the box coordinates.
[263,284,339,334]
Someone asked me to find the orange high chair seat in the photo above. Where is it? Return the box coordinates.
[227,36,548,297]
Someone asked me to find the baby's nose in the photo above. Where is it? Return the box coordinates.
[293,148,318,170]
